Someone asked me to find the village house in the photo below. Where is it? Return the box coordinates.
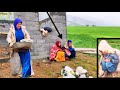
[0,12,66,60]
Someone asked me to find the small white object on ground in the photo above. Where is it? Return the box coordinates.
[89,76,93,78]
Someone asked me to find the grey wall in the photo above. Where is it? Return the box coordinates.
[0,12,66,60]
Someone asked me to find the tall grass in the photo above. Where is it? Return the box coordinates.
[67,26,120,48]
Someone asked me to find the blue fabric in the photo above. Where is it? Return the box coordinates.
[67,40,76,59]
[68,47,76,59]
[44,27,52,32]
[103,53,119,64]
[101,60,116,73]
[67,40,72,44]
[14,18,31,78]
[65,53,68,58]
[15,29,24,42]
[100,53,119,73]
[14,18,22,30]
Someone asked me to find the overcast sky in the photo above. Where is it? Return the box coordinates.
[66,12,120,26]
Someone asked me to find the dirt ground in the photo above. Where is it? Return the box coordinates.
[0,52,97,78]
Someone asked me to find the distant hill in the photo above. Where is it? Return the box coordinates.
[66,14,107,26]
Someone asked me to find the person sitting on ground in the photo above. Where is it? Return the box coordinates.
[61,46,71,60]
[64,40,76,59]
[49,40,66,62]
[98,40,119,78]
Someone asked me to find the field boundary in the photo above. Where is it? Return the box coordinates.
[75,48,96,54]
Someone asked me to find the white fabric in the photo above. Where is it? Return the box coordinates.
[10,52,21,75]
[76,66,87,76]
[89,76,93,78]
[61,66,76,78]
[20,39,33,43]
[61,66,93,78]
[98,40,114,55]
[79,74,86,78]
[30,60,34,75]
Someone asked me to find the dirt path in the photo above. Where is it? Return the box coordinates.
[0,52,97,78]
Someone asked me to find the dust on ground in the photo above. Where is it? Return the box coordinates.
[0,52,97,78]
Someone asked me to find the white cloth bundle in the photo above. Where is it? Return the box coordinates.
[75,66,87,76]
[61,66,93,78]
[61,66,76,78]
[20,39,33,43]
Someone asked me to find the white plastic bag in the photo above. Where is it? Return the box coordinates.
[10,52,21,75]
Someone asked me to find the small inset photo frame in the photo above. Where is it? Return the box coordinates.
[97,38,120,78]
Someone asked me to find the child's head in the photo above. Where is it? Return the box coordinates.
[14,18,22,30]
[62,47,65,50]
[56,41,61,47]
[61,47,66,52]
[99,50,108,55]
[98,40,114,55]
[67,40,72,47]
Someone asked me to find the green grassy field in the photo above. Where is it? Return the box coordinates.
[67,26,120,48]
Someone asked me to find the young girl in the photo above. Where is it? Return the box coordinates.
[49,41,66,62]
[64,40,76,59]
[98,40,119,77]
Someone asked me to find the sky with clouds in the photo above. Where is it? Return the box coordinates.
[66,12,120,26]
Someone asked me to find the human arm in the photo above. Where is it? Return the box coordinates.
[110,53,119,64]
[6,29,13,47]
[23,26,30,40]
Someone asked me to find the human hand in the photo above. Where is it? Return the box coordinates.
[9,43,13,48]
[102,57,106,61]
[105,59,110,62]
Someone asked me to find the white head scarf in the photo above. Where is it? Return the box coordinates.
[98,40,114,55]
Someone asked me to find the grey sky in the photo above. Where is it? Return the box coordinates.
[66,12,120,26]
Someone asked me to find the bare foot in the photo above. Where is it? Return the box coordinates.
[111,71,118,78]
[100,71,108,78]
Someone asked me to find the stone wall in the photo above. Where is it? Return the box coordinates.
[0,12,66,60]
